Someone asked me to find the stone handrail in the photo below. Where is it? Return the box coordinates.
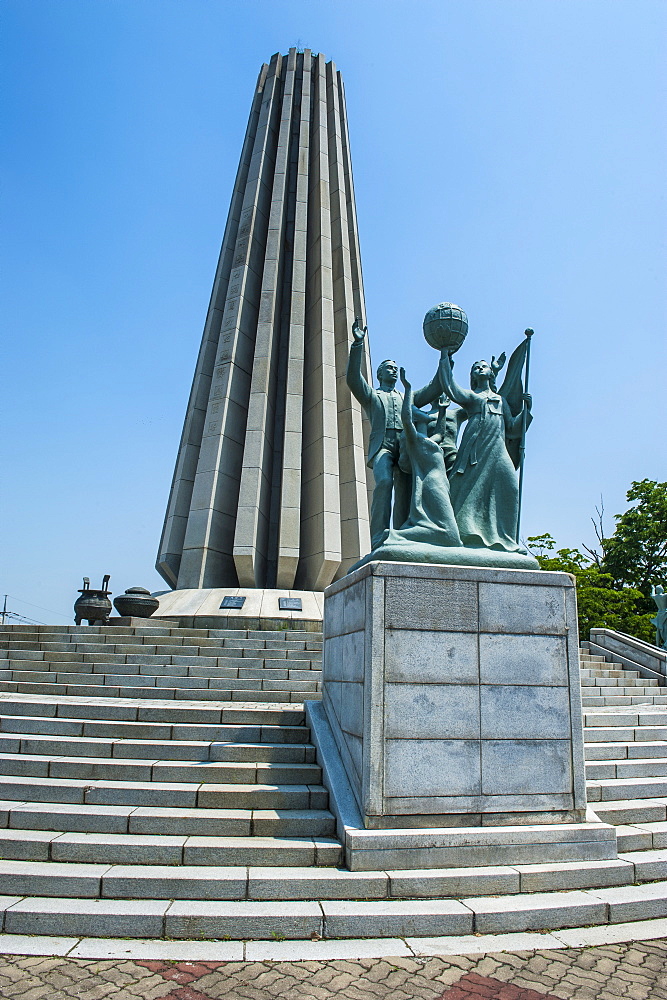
[587,627,667,684]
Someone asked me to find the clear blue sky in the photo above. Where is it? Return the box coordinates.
[2,1,665,624]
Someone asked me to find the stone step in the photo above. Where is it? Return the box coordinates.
[0,856,647,903]
[2,660,322,678]
[0,668,322,691]
[0,773,328,810]
[580,676,659,688]
[580,677,659,688]
[581,671,658,687]
[585,726,667,744]
[583,693,664,702]
[586,758,667,780]
[588,776,667,802]
[580,668,644,679]
[0,732,315,763]
[0,693,306,725]
[0,644,321,668]
[2,668,321,691]
[0,752,322,785]
[582,696,667,707]
[4,880,667,938]
[582,697,667,708]
[598,675,661,687]
[581,683,661,694]
[2,639,322,654]
[0,643,323,656]
[620,848,667,880]
[0,680,311,704]
[585,740,667,761]
[581,684,658,694]
[584,709,667,724]
[597,726,667,743]
[0,800,335,837]
[2,656,322,676]
[591,798,667,825]
[615,825,653,852]
[0,897,325,939]
[583,690,664,700]
[0,627,323,642]
[0,713,308,744]
[0,829,341,867]
[621,821,667,851]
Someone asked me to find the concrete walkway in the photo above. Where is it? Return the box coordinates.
[1,925,667,998]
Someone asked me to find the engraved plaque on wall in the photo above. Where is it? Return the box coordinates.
[220,596,246,609]
[278,597,302,612]
[385,577,478,631]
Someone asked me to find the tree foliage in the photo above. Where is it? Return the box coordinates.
[527,480,667,644]
[601,479,667,596]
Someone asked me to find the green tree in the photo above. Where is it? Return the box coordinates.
[527,480,667,644]
[601,480,667,596]
[527,533,654,643]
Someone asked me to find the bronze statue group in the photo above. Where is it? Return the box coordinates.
[346,315,537,570]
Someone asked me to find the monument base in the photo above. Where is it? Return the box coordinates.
[307,701,616,870]
[310,559,616,869]
[150,587,323,631]
[350,539,539,574]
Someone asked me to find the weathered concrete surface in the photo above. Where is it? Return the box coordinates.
[157,49,372,594]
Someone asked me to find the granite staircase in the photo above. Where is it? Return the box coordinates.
[582,645,667,852]
[0,623,666,940]
[580,647,667,708]
[0,624,323,703]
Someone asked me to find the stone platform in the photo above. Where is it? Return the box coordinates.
[151,588,323,631]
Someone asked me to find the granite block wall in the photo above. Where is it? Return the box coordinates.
[322,562,587,829]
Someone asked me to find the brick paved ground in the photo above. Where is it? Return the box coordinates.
[0,940,666,1000]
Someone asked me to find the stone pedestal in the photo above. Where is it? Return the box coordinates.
[311,560,617,869]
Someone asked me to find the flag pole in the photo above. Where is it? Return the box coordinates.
[516,328,534,544]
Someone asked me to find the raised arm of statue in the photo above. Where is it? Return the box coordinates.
[399,368,417,445]
[431,396,450,444]
[438,350,476,408]
[346,318,372,408]
[413,366,444,409]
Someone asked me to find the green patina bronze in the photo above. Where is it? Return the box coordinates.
[346,319,442,549]
[652,586,667,650]
[349,303,539,573]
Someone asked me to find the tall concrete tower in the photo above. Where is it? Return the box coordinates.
[157,49,372,594]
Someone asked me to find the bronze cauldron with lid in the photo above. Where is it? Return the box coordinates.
[113,587,159,619]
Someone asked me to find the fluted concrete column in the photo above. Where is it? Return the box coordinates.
[157,50,371,592]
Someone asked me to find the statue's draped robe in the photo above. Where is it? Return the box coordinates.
[449,392,522,551]
[397,430,461,547]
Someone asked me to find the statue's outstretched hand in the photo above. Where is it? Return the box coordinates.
[399,367,411,390]
[491,352,506,375]
[352,318,367,342]
[439,348,455,365]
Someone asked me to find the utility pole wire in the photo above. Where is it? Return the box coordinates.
[5,595,70,621]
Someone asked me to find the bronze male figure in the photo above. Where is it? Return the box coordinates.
[346,319,442,548]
